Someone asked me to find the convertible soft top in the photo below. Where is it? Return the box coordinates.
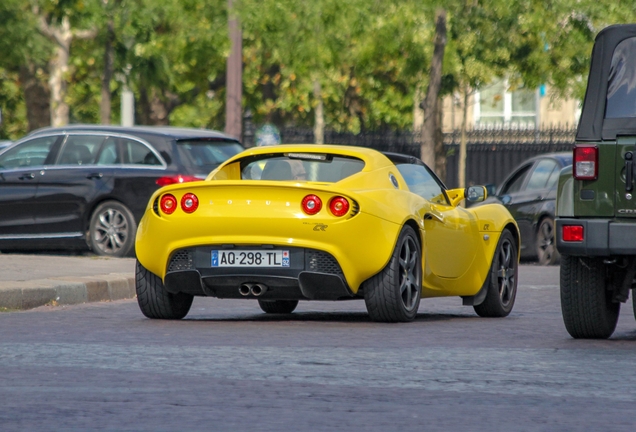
[577,24,636,141]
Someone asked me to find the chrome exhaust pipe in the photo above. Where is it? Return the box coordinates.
[250,283,268,297]
[238,283,252,296]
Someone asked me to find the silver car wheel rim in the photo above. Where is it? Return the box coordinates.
[93,208,128,254]
[497,238,516,306]
[399,236,420,312]
[537,220,554,264]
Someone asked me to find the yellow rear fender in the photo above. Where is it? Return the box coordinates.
[467,203,521,261]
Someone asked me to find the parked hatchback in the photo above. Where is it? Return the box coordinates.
[482,152,572,265]
[0,125,243,257]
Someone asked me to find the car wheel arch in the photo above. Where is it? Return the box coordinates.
[505,222,521,260]
[403,219,422,248]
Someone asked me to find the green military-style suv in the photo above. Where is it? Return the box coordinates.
[556,24,636,339]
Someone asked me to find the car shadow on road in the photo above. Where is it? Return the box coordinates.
[184,311,478,323]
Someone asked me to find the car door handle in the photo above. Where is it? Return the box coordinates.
[87,172,103,179]
[19,173,35,180]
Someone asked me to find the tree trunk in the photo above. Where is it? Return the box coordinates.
[100,17,115,124]
[419,9,446,168]
[35,10,96,127]
[459,84,469,189]
[313,78,324,144]
[18,64,51,131]
[434,97,446,181]
[225,0,243,139]
[137,86,172,125]
[48,20,72,127]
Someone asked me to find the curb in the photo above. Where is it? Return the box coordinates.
[0,273,136,310]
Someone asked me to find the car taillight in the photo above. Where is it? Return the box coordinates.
[562,225,584,242]
[181,193,199,213]
[329,196,350,217]
[160,194,177,214]
[301,194,322,215]
[573,145,598,180]
[156,175,200,186]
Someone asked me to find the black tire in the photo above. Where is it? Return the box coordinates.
[536,217,560,265]
[88,201,136,257]
[560,255,619,339]
[363,225,421,322]
[135,260,193,319]
[474,229,518,318]
[258,299,299,314]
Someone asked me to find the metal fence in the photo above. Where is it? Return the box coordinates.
[271,126,577,188]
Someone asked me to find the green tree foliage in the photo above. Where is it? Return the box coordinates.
[0,0,633,140]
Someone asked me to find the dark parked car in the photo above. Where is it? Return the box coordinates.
[0,125,243,257]
[482,152,572,265]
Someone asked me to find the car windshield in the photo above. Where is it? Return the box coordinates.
[177,139,244,176]
[241,153,364,182]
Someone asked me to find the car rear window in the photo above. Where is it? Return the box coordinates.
[241,153,364,182]
[606,36,636,118]
[177,139,244,175]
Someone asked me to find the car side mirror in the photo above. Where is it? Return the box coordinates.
[466,185,486,203]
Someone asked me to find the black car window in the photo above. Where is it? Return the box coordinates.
[606,36,636,118]
[96,137,120,165]
[501,165,531,194]
[178,139,244,176]
[545,164,561,189]
[526,159,558,191]
[57,135,104,166]
[126,140,162,165]
[0,136,58,169]
[396,163,449,205]
[241,154,364,182]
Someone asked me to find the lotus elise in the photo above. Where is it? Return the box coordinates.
[135,145,520,322]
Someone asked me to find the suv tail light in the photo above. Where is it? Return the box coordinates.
[156,175,200,186]
[562,225,584,242]
[573,145,598,180]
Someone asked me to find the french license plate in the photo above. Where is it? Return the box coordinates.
[211,250,290,267]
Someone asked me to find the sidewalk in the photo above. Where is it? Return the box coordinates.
[0,253,136,310]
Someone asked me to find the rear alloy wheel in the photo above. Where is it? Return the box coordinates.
[135,260,193,319]
[536,217,560,265]
[258,300,299,314]
[89,201,136,257]
[560,255,619,339]
[364,225,421,322]
[474,230,518,318]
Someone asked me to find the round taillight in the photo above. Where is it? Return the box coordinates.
[181,193,199,213]
[329,196,350,217]
[301,194,322,215]
[160,194,177,215]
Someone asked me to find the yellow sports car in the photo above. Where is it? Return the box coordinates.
[135,145,520,322]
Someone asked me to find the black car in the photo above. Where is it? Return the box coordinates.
[482,152,572,265]
[0,125,243,257]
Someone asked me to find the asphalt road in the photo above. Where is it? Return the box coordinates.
[1,263,636,431]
